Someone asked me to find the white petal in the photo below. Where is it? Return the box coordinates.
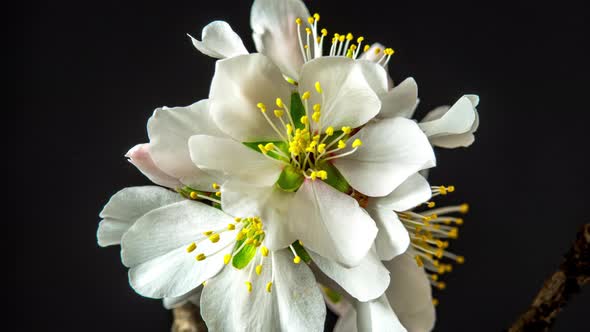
[201,249,325,332]
[147,99,225,190]
[429,109,479,148]
[357,59,389,96]
[378,77,419,119]
[188,135,283,187]
[209,54,292,142]
[121,200,236,298]
[333,117,436,197]
[419,96,476,137]
[288,180,377,267]
[163,287,202,309]
[357,295,408,332]
[221,180,296,250]
[359,42,385,63]
[371,173,432,212]
[421,105,449,122]
[366,208,410,261]
[125,144,181,189]
[188,21,248,59]
[385,252,436,331]
[310,249,390,302]
[97,186,182,247]
[299,57,381,131]
[250,0,310,80]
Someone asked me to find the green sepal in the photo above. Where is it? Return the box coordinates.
[291,240,312,263]
[276,165,305,192]
[317,160,352,194]
[290,92,306,130]
[242,141,289,162]
[323,286,343,303]
[231,239,257,269]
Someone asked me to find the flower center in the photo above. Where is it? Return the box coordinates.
[295,13,395,67]
[398,184,468,305]
[256,84,362,191]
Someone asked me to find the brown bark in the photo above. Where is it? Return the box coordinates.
[171,303,207,332]
[508,223,590,332]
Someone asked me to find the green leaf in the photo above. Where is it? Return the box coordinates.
[232,239,257,269]
[317,160,352,194]
[276,165,305,192]
[242,141,289,161]
[291,240,312,263]
[290,92,306,130]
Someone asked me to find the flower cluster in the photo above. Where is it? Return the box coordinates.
[97,0,479,331]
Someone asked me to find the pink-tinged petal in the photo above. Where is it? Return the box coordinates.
[126,144,181,189]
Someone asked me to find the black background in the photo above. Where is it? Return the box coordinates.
[23,0,589,331]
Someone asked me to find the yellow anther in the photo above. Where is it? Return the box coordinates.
[209,233,220,243]
[431,274,439,281]
[298,240,303,245]
[317,143,326,153]
[456,256,465,264]
[337,140,346,149]
[447,185,455,192]
[321,28,328,36]
[325,126,334,136]
[432,298,439,306]
[261,246,269,257]
[346,49,353,58]
[437,282,447,290]
[315,81,322,94]
[186,242,197,253]
[363,44,371,52]
[266,281,273,293]
[223,254,231,264]
[334,33,340,38]
[203,231,213,236]
[234,217,242,223]
[312,112,321,123]
[212,183,220,190]
[245,281,252,292]
[215,192,221,197]
[295,18,302,25]
[352,139,362,148]
[313,13,320,21]
[427,201,436,208]
[293,256,302,264]
[338,35,345,42]
[374,47,381,55]
[300,116,309,125]
[445,264,453,272]
[301,91,310,100]
[455,218,464,225]
[312,104,321,112]
[196,253,206,261]
[189,191,198,200]
[385,48,395,55]
[307,17,314,24]
[439,186,448,195]
[227,223,235,230]
[350,44,357,51]
[258,144,268,154]
[346,33,353,41]
[264,143,275,151]
[357,36,364,43]
[341,126,352,134]
[202,281,207,287]
[256,102,266,112]
[414,255,424,267]
[317,170,328,180]
[459,203,469,214]
[275,98,284,108]
[448,228,459,239]
[256,264,263,275]
[305,27,311,35]
[310,171,318,181]
[236,231,245,241]
[286,123,293,135]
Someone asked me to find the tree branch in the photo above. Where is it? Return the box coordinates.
[508,223,590,332]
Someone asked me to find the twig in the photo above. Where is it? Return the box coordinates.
[508,223,590,332]
[171,302,207,332]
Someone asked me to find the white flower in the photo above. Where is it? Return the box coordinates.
[190,0,397,82]
[188,53,435,268]
[125,99,227,191]
[114,192,326,331]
